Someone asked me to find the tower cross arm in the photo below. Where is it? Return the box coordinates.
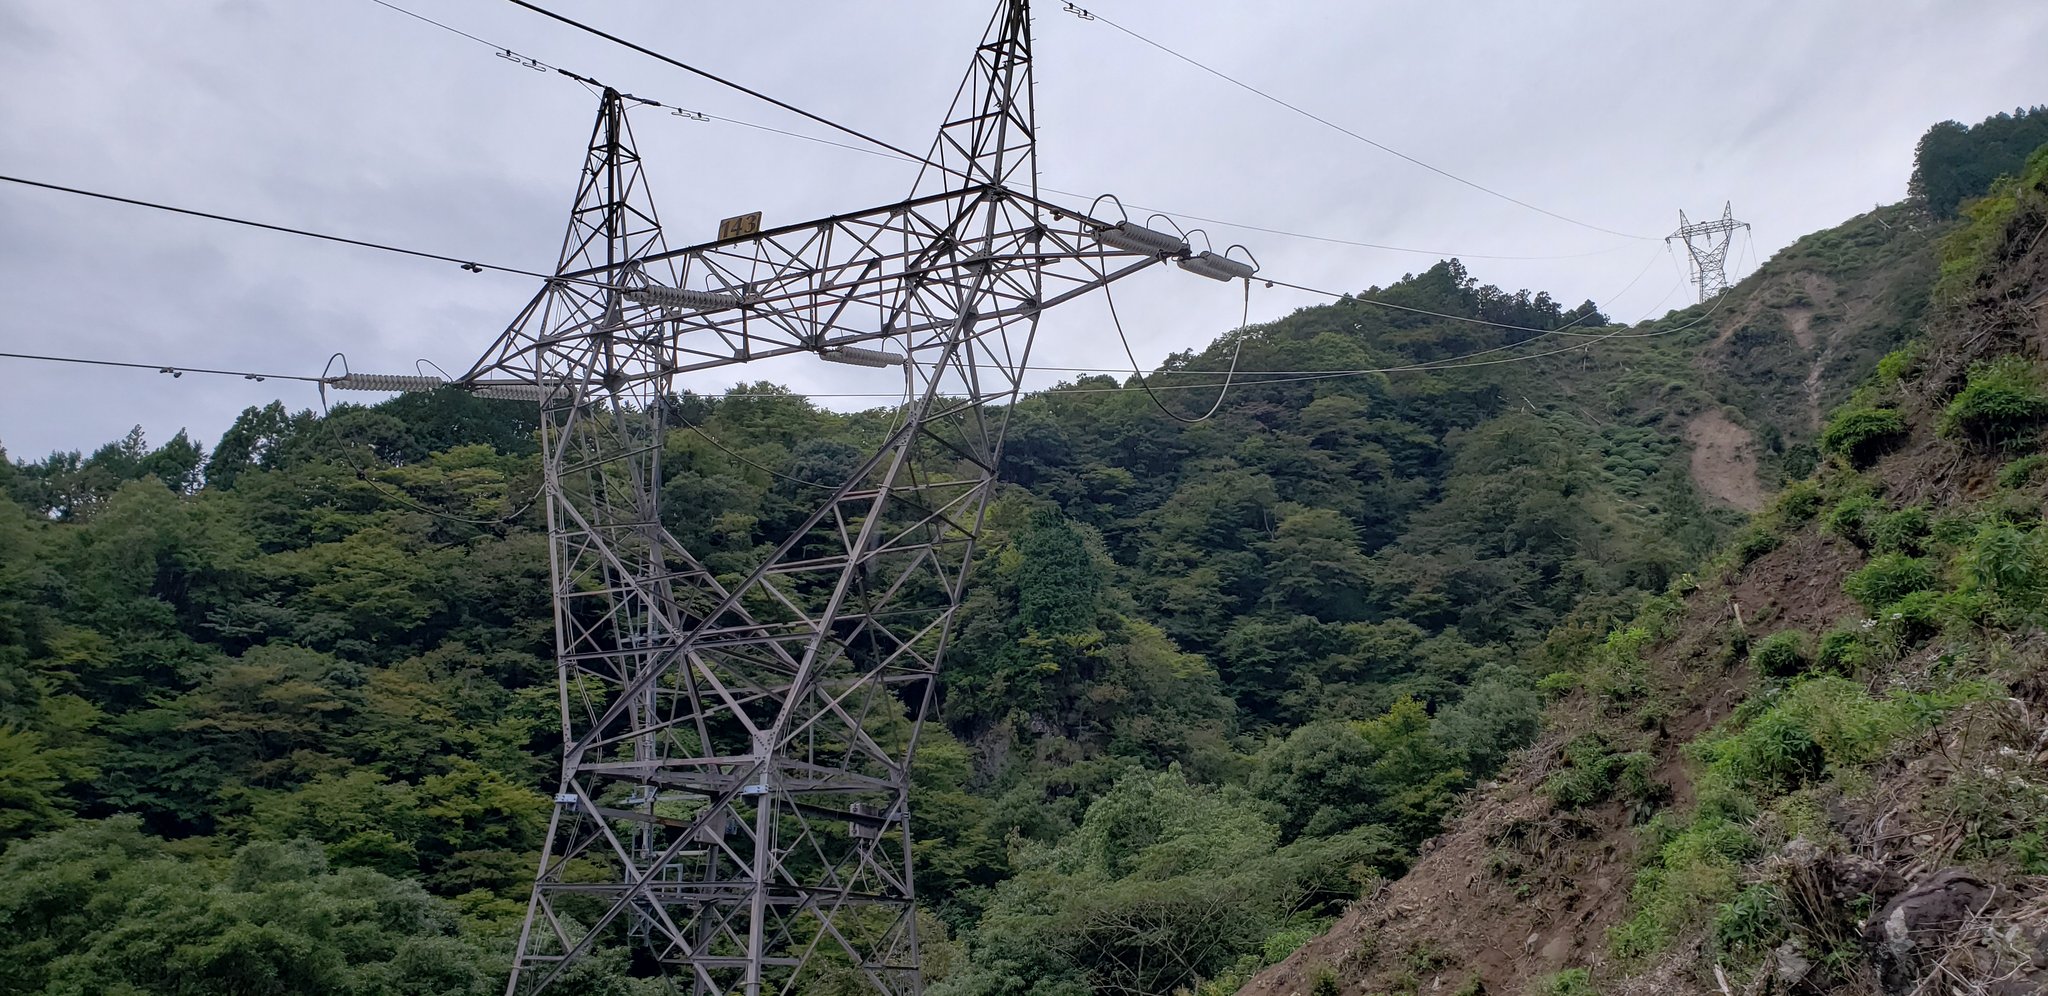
[460,189,1170,387]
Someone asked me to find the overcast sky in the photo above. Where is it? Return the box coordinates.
[2,0,2043,458]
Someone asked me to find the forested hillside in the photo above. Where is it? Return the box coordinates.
[0,116,2031,996]
[1245,142,2048,996]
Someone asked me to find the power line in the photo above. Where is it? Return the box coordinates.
[0,349,325,384]
[316,368,546,527]
[1,167,1652,360]
[361,0,1643,265]
[1104,275,1251,422]
[0,173,574,284]
[365,0,499,49]
[1064,4,1656,242]
[0,267,1717,400]
[495,0,957,177]
[1105,200,1644,262]
[1072,265,1748,395]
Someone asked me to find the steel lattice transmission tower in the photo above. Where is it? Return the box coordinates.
[1667,202,1750,303]
[458,2,1205,993]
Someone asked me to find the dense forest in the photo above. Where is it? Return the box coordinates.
[0,116,2036,996]
[1909,105,2048,219]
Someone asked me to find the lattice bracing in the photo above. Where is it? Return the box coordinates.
[473,3,1187,994]
[1667,201,1750,303]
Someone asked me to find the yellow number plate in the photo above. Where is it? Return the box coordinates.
[717,212,763,241]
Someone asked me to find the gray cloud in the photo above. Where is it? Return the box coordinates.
[2,0,2044,459]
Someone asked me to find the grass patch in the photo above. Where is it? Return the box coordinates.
[1528,968,1598,996]
[1997,453,2048,489]
[1610,815,1757,962]
[1693,676,1996,797]
[1546,733,1657,810]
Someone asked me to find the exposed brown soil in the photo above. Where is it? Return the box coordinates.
[1240,213,2048,996]
[1684,408,1765,512]
[1238,533,1856,996]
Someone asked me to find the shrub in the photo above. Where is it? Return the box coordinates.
[1731,527,1780,566]
[1818,407,1907,467]
[1959,522,2048,610]
[1879,589,1945,644]
[1843,553,1939,614]
[1938,357,2048,446]
[1930,511,1980,548]
[1813,629,1870,674]
[1868,505,1931,555]
[1261,922,1324,965]
[1997,453,2048,489]
[1537,670,1581,699]
[2013,833,2048,876]
[1610,816,1757,962]
[1875,347,1919,384]
[1694,676,1996,796]
[1823,494,1880,547]
[1713,883,1789,958]
[1957,524,2039,627]
[1747,631,1809,678]
[1546,734,1656,810]
[1773,481,1824,524]
[1531,968,1599,996]
[1308,966,1340,996]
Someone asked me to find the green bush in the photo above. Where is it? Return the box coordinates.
[1747,631,1809,678]
[1997,453,2048,489]
[1930,510,1981,548]
[1938,357,2048,446]
[1308,966,1340,996]
[1712,883,1788,958]
[1814,629,1870,674]
[1879,589,1945,644]
[1823,494,1881,547]
[1530,968,1599,996]
[2013,833,2048,876]
[1731,527,1780,566]
[1537,670,1581,698]
[1844,553,1939,614]
[1773,481,1824,524]
[1818,407,1908,467]
[1694,676,1995,796]
[1546,735,1656,810]
[1869,505,1931,555]
[1958,523,2047,620]
[1610,816,1757,962]
[1875,347,1919,384]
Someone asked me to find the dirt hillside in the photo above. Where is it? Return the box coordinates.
[1242,185,2048,996]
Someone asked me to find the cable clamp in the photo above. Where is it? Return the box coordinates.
[1062,2,1095,19]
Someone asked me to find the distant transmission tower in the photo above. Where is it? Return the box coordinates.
[1668,202,1750,303]
[452,2,1240,993]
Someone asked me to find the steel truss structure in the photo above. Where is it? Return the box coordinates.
[466,3,1179,993]
[1667,201,1749,303]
